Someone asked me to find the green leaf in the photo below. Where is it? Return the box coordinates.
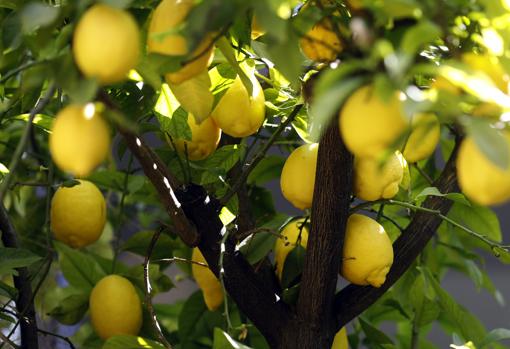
[48,291,89,325]
[281,245,306,289]
[87,170,145,194]
[0,280,17,298]
[209,63,237,109]
[400,21,441,55]
[239,230,277,265]
[168,70,213,124]
[247,156,285,186]
[423,268,486,344]
[0,247,41,276]
[479,328,510,348]
[55,242,106,291]
[122,264,173,295]
[464,117,510,170]
[359,317,396,348]
[103,335,165,349]
[213,327,252,349]
[216,37,253,97]
[414,187,471,206]
[199,145,242,185]
[157,107,191,141]
[447,203,502,245]
[20,2,59,34]
[122,231,179,261]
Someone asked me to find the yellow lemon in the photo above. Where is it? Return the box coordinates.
[341,214,394,287]
[89,275,142,340]
[50,180,106,248]
[402,113,440,163]
[398,152,411,191]
[331,327,349,349]
[280,143,319,210]
[172,116,221,161]
[73,4,140,84]
[192,248,223,311]
[148,0,214,85]
[300,19,343,62]
[49,104,110,177]
[354,151,405,201]
[462,52,509,93]
[274,219,309,280]
[211,73,265,138]
[457,135,510,206]
[339,85,408,158]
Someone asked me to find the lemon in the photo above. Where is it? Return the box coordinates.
[274,219,309,280]
[300,19,343,62]
[89,275,142,340]
[341,214,394,287]
[331,327,349,349]
[51,180,106,248]
[73,4,140,85]
[172,116,221,161]
[49,104,110,177]
[399,152,411,191]
[280,143,319,210]
[211,73,265,138]
[462,52,509,92]
[457,135,510,206]
[192,248,223,311]
[339,85,408,159]
[148,0,214,85]
[402,113,440,163]
[354,151,405,201]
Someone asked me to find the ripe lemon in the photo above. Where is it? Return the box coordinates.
[462,52,509,92]
[332,327,348,349]
[89,275,142,340]
[402,113,440,163]
[274,219,309,280]
[49,104,110,177]
[354,151,405,201]
[457,135,510,206]
[51,180,106,248]
[148,0,214,85]
[172,116,221,161]
[211,73,265,138]
[73,4,140,85]
[300,19,343,62]
[339,85,408,159]
[341,214,394,288]
[280,143,319,210]
[192,248,223,311]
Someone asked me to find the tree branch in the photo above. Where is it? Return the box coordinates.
[0,203,39,349]
[333,136,461,330]
[282,122,353,348]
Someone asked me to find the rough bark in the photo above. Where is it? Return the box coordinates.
[0,203,39,349]
[279,122,353,348]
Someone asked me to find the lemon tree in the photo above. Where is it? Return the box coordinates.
[2,1,510,349]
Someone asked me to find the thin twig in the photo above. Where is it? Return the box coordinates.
[218,228,233,330]
[220,104,304,204]
[235,227,281,242]
[143,227,173,349]
[413,163,434,185]
[0,83,56,202]
[37,328,76,349]
[152,257,207,267]
[0,61,45,84]
[0,331,19,349]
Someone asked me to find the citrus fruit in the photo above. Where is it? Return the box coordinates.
[211,73,265,138]
[50,104,110,177]
[192,248,223,311]
[331,327,348,349]
[274,219,309,280]
[341,214,394,287]
[457,135,510,206]
[300,19,343,62]
[353,151,405,201]
[339,85,408,158]
[402,113,440,163]
[172,116,221,161]
[462,52,509,92]
[280,143,319,210]
[50,180,106,248]
[148,0,214,84]
[73,4,140,84]
[89,275,142,339]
